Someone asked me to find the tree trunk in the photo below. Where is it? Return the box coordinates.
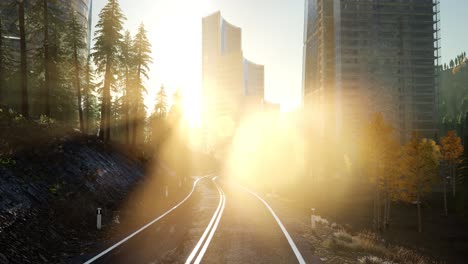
[99,54,112,142]
[383,193,390,230]
[132,105,138,146]
[125,97,130,144]
[105,86,111,141]
[386,199,391,228]
[124,68,130,144]
[132,63,142,147]
[383,196,387,230]
[0,16,4,104]
[417,195,422,233]
[18,0,29,118]
[73,44,84,132]
[373,187,381,232]
[83,57,91,134]
[377,187,381,233]
[452,164,457,197]
[43,0,51,117]
[443,177,448,216]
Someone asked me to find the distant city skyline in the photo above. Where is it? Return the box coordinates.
[91,0,468,112]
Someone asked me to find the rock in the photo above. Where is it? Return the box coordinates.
[0,253,9,264]
[38,253,47,262]
[0,135,145,263]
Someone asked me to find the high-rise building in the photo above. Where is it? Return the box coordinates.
[243,59,265,98]
[302,0,440,142]
[202,11,265,149]
[202,12,243,130]
[242,58,265,115]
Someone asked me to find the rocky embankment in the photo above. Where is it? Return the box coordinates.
[0,134,145,263]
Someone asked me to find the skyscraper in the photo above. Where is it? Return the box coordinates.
[302,0,440,142]
[202,11,265,149]
[242,58,265,115]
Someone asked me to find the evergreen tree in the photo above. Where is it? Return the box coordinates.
[131,23,152,146]
[0,16,12,104]
[28,0,62,116]
[169,88,183,123]
[42,0,51,116]
[92,0,126,142]
[0,16,4,103]
[155,85,168,118]
[18,0,29,118]
[27,0,70,119]
[119,30,134,144]
[83,55,96,134]
[148,85,168,148]
[64,9,87,131]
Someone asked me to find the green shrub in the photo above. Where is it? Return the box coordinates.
[0,156,16,167]
[49,183,62,194]
[37,115,56,127]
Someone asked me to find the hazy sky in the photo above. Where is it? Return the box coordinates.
[91,0,468,112]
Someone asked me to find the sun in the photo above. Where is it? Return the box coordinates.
[181,87,202,128]
[142,0,212,127]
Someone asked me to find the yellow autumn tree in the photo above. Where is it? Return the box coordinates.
[361,113,401,231]
[400,133,441,232]
[440,131,464,212]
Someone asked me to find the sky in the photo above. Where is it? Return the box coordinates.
[91,0,468,113]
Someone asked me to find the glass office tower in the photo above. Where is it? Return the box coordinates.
[303,0,440,142]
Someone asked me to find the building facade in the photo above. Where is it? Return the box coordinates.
[303,0,440,142]
[202,11,265,149]
[243,59,265,98]
[242,58,265,115]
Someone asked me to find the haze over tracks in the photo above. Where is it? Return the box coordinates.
[200,181,307,264]
[84,176,317,263]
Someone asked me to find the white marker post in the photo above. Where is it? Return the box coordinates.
[97,208,102,230]
[311,208,316,230]
[165,186,169,198]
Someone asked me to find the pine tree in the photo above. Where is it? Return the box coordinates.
[83,55,96,134]
[155,85,168,118]
[0,15,11,104]
[18,0,29,118]
[27,0,69,119]
[64,9,87,131]
[169,89,183,124]
[119,30,134,144]
[131,23,152,146]
[92,0,126,142]
[42,0,51,116]
[0,16,4,103]
[148,86,168,152]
